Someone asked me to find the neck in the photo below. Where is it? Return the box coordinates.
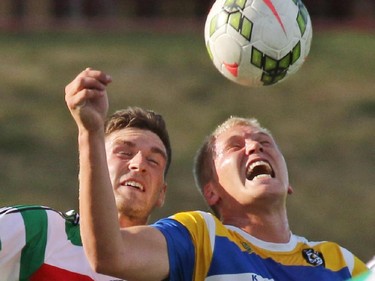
[118,213,149,228]
[222,209,291,243]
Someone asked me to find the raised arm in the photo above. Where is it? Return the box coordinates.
[64,69,169,280]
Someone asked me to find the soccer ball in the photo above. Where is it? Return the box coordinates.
[204,0,313,87]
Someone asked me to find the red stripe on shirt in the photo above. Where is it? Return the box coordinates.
[30,263,94,281]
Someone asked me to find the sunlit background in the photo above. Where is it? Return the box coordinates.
[0,0,374,262]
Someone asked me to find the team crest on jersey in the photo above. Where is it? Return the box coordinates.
[302,248,325,266]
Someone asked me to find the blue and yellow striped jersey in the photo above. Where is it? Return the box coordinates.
[153,211,368,281]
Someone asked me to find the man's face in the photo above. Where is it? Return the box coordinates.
[105,128,167,220]
[211,124,290,210]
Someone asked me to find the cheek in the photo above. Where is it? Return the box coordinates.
[107,166,116,186]
[277,155,289,184]
[215,155,237,181]
[153,171,166,188]
[107,158,124,184]
[216,152,238,169]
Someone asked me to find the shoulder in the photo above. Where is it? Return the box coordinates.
[1,205,77,218]
[172,210,217,223]
[294,235,369,276]
[294,235,353,258]
[154,211,225,251]
[167,210,222,233]
[152,211,221,238]
[1,205,80,232]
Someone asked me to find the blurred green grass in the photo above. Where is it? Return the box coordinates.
[0,29,374,261]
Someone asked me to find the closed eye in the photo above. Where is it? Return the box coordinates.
[147,157,159,166]
[118,151,132,158]
[222,143,243,154]
[230,143,244,150]
[224,136,245,151]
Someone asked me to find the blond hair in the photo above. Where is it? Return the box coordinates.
[193,116,271,194]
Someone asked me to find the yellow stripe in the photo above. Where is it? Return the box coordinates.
[172,212,369,278]
[173,212,213,281]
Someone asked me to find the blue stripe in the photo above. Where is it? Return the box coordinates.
[208,236,351,280]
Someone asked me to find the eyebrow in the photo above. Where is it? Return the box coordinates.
[150,146,167,161]
[257,131,273,139]
[230,130,270,138]
[224,131,272,144]
[225,135,244,144]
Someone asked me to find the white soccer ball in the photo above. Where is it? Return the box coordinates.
[204,0,313,87]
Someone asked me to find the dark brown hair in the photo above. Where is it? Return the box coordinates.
[105,106,172,177]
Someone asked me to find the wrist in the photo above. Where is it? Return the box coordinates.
[78,128,105,147]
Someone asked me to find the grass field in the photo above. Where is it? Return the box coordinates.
[0,27,374,261]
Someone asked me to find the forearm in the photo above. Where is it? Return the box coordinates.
[77,130,170,280]
[65,69,170,280]
[78,129,123,272]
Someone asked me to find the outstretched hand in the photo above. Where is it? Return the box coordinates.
[65,68,112,133]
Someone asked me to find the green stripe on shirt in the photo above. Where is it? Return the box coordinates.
[18,206,48,281]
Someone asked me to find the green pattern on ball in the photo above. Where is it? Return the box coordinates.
[250,40,302,85]
[291,41,301,64]
[297,12,307,35]
[223,0,247,12]
[209,0,253,41]
[251,47,263,68]
[240,17,253,41]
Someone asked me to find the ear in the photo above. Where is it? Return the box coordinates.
[203,182,220,207]
[287,185,294,195]
[156,183,167,208]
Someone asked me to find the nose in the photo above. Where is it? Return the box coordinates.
[128,151,146,172]
[245,140,263,155]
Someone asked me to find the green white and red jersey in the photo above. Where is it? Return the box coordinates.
[0,205,122,281]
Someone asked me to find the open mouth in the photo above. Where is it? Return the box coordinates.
[246,160,275,181]
[121,180,145,191]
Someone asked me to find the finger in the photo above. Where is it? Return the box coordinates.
[82,68,112,85]
[78,76,107,91]
[78,89,106,109]
[65,75,106,99]
[66,88,105,110]
[66,68,112,95]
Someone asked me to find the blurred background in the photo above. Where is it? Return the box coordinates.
[0,0,374,262]
[0,0,374,30]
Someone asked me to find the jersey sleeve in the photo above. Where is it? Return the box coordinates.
[340,246,370,277]
[152,216,195,281]
[0,205,120,281]
[152,211,218,281]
